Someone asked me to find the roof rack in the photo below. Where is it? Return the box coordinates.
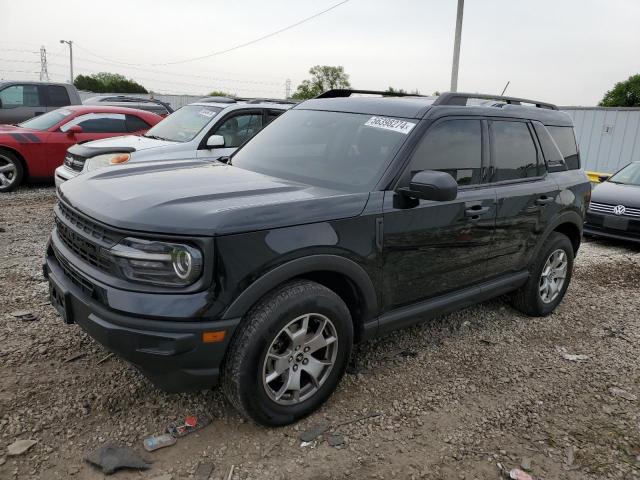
[433,92,558,110]
[245,98,298,105]
[197,96,237,104]
[315,89,427,99]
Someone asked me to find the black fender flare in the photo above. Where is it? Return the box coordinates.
[531,210,583,261]
[221,254,379,322]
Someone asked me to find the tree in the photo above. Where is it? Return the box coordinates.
[599,74,640,107]
[74,72,148,93]
[292,65,351,100]
[208,90,234,97]
[385,86,422,95]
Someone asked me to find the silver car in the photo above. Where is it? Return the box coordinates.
[55,98,293,186]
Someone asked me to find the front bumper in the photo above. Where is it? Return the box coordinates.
[54,165,78,188]
[44,238,240,392]
[584,211,640,244]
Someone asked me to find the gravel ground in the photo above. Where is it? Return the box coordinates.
[1,186,640,480]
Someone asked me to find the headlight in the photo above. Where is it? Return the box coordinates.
[103,237,203,287]
[85,153,131,172]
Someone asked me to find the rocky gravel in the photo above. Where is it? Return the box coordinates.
[2,186,640,480]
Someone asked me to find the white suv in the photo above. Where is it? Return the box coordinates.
[55,98,293,186]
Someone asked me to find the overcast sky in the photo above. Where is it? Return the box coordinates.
[1,0,638,105]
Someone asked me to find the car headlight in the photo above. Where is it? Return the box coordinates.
[85,153,131,172]
[103,237,203,287]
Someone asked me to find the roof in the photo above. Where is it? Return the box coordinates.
[187,100,293,110]
[61,105,161,117]
[296,90,573,126]
[0,80,73,87]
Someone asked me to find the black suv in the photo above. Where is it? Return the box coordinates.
[45,90,590,426]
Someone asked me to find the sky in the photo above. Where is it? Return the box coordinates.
[0,0,638,105]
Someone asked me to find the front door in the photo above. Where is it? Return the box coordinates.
[382,118,497,311]
[198,110,264,161]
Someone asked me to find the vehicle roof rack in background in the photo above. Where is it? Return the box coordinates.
[315,89,427,99]
[433,92,558,110]
[245,98,298,105]
[197,96,238,104]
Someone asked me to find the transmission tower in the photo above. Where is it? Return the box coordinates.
[285,78,291,99]
[39,46,49,81]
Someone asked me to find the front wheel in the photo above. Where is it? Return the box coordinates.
[222,280,353,426]
[0,150,23,193]
[511,232,575,316]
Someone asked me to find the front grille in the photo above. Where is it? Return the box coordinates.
[53,247,95,295]
[589,201,640,218]
[58,202,119,246]
[55,217,112,271]
[64,153,86,172]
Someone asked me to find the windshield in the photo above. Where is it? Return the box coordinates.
[608,162,640,186]
[144,105,222,142]
[232,109,415,192]
[18,108,73,131]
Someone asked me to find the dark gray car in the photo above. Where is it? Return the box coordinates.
[83,95,173,116]
[0,81,82,124]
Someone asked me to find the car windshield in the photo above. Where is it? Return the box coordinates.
[608,163,640,186]
[143,105,222,142]
[232,109,416,192]
[18,108,74,131]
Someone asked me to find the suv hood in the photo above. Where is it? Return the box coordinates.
[592,181,640,209]
[59,161,369,236]
[72,135,176,154]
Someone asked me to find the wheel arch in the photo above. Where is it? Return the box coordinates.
[222,255,379,342]
[533,211,583,260]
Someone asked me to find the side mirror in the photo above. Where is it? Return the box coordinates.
[400,170,458,202]
[66,125,83,135]
[206,134,225,149]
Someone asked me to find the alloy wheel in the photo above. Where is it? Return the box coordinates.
[539,248,568,304]
[262,313,338,405]
[0,154,17,189]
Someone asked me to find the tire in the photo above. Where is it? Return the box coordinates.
[222,280,353,426]
[0,150,24,193]
[511,232,574,316]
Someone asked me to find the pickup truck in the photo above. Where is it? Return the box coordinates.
[0,81,82,124]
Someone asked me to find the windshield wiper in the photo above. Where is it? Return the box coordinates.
[144,134,168,141]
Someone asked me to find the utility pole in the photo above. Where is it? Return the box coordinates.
[285,78,291,99]
[59,40,74,83]
[450,0,464,92]
[39,46,49,81]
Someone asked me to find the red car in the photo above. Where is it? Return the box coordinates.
[0,105,162,192]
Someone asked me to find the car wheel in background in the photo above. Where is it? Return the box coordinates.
[511,232,575,316]
[222,280,353,426]
[0,150,24,193]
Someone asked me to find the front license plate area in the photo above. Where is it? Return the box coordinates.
[604,216,629,231]
[49,278,74,324]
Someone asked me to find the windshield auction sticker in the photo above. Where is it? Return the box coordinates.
[364,116,415,134]
[199,109,216,117]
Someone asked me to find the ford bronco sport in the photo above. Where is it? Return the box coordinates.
[45,90,590,426]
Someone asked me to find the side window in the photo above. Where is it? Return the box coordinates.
[547,126,580,170]
[266,109,284,125]
[214,112,263,148]
[532,123,563,169]
[62,113,127,133]
[125,114,151,132]
[490,121,541,182]
[409,119,483,186]
[45,86,71,107]
[0,84,42,108]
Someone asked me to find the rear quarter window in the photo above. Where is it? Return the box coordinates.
[547,126,580,170]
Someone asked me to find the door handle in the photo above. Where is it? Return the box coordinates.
[536,196,554,206]
[465,205,490,217]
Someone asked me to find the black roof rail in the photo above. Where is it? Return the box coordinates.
[433,92,558,110]
[315,89,427,99]
[197,96,238,104]
[245,98,298,105]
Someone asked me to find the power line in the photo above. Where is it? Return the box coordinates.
[73,0,350,67]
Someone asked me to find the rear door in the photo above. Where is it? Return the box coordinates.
[484,119,561,277]
[382,118,497,311]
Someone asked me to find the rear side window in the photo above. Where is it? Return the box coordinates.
[62,113,128,133]
[125,114,151,132]
[45,86,71,107]
[489,121,541,182]
[409,119,483,186]
[0,84,42,108]
[547,126,580,170]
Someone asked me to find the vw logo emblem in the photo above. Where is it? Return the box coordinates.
[613,205,626,216]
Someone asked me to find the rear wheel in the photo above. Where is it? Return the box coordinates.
[0,150,23,193]
[511,232,574,316]
[222,280,353,426]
